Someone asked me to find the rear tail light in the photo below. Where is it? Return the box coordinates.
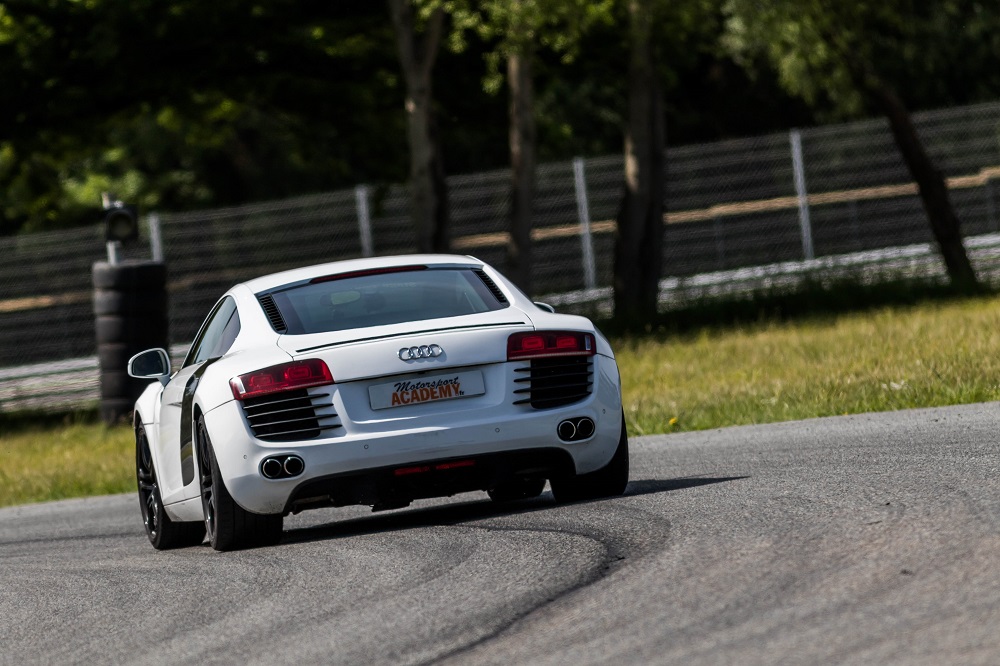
[230,359,334,400]
[507,331,596,360]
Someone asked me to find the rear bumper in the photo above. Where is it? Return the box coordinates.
[284,447,575,514]
[202,360,622,514]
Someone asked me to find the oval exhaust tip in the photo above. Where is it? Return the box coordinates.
[284,455,305,476]
[576,417,595,439]
[261,458,283,479]
[557,420,577,441]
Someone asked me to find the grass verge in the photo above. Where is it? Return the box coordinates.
[0,413,134,508]
[617,291,1000,434]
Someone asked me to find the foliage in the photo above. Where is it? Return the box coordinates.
[0,0,996,236]
[451,0,614,94]
[722,0,1000,121]
[0,1,406,233]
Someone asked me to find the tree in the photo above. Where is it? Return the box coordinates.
[492,0,538,293]
[723,0,989,290]
[388,0,450,253]
[0,1,406,234]
[466,0,612,293]
[613,0,667,322]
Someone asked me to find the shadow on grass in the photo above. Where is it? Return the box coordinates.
[279,475,747,546]
[596,275,994,338]
[0,408,101,434]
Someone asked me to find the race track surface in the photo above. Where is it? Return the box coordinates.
[3,403,1000,665]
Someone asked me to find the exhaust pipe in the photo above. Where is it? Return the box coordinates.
[261,455,305,479]
[261,458,283,479]
[557,417,596,442]
[576,417,595,439]
[283,455,305,477]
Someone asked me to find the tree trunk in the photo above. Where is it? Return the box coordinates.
[507,50,535,294]
[388,0,449,253]
[869,83,979,290]
[614,0,665,323]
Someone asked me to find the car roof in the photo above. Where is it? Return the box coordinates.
[241,254,486,293]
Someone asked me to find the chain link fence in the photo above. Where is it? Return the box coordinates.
[1,100,999,410]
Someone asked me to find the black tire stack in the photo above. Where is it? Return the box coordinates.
[93,261,169,423]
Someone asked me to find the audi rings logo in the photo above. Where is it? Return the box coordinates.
[398,344,444,361]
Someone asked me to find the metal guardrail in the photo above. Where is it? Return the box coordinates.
[9,232,1000,414]
[0,345,189,413]
[1,100,999,412]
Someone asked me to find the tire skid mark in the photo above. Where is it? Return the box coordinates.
[424,500,673,665]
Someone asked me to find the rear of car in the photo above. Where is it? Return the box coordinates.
[211,259,624,516]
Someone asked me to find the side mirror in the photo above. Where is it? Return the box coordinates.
[533,302,556,313]
[128,348,171,381]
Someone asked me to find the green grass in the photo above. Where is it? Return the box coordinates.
[5,286,1000,508]
[0,414,134,508]
[617,292,1000,435]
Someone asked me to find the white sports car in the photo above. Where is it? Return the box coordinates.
[128,254,628,551]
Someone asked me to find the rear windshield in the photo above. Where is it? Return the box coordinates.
[264,268,508,334]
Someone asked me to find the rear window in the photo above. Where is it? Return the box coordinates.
[263,268,508,334]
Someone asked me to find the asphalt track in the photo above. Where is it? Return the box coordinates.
[3,403,1000,665]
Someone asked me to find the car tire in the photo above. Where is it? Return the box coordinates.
[93,261,167,290]
[103,398,136,424]
[93,289,169,316]
[95,315,170,345]
[136,424,205,550]
[488,477,546,503]
[550,412,629,503]
[197,416,282,551]
[99,370,133,398]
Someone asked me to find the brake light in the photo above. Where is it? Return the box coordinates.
[310,265,427,284]
[507,331,596,360]
[230,359,334,400]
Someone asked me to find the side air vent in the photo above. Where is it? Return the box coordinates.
[512,356,594,409]
[257,294,287,333]
[241,388,342,442]
[473,269,508,304]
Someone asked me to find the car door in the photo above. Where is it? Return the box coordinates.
[157,296,241,505]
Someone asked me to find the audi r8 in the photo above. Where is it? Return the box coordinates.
[128,254,628,551]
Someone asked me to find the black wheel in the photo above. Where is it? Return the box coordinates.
[550,413,629,503]
[488,477,546,503]
[136,425,205,550]
[197,416,282,551]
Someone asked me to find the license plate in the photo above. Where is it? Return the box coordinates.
[368,371,486,410]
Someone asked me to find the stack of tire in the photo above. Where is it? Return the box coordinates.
[93,261,169,423]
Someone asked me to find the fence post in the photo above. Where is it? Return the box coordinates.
[572,157,597,290]
[355,184,374,258]
[789,129,815,261]
[849,200,861,251]
[148,213,164,262]
[712,216,726,269]
[986,179,996,233]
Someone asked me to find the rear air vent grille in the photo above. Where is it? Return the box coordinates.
[241,388,341,442]
[513,356,593,409]
[473,269,508,304]
[257,294,287,333]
